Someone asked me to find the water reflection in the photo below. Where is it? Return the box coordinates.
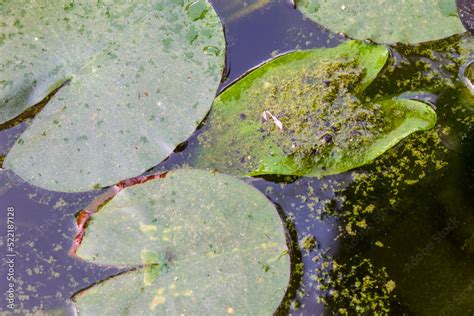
[211,0,342,89]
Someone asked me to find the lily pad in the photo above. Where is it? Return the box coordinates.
[72,169,291,315]
[194,41,437,177]
[295,0,466,44]
[0,0,225,192]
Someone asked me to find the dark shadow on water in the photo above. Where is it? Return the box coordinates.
[211,0,343,91]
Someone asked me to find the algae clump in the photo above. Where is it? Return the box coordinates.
[314,255,396,315]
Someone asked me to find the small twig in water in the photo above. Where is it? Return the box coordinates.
[262,110,283,130]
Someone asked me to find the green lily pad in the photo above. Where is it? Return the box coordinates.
[194,41,437,177]
[295,0,466,44]
[1,0,225,192]
[72,169,291,315]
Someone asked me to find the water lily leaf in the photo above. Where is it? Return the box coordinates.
[0,0,225,192]
[194,41,437,177]
[72,169,290,315]
[295,0,466,44]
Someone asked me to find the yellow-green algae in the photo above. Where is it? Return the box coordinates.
[329,129,449,237]
[314,255,396,315]
[299,234,317,252]
[365,35,470,101]
[310,76,472,313]
[195,41,437,178]
[267,34,473,316]
[256,58,383,168]
[336,37,472,239]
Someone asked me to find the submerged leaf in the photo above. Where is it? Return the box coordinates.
[1,0,225,192]
[295,0,466,44]
[72,169,290,315]
[194,41,437,177]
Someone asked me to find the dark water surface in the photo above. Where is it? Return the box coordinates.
[1,1,473,315]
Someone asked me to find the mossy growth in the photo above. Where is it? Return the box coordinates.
[252,58,385,169]
[331,128,449,237]
[314,255,396,315]
[299,234,317,252]
[322,35,473,237]
[365,34,470,100]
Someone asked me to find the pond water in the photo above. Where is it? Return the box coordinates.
[0,0,473,315]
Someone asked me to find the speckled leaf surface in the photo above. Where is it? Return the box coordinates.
[194,41,437,177]
[73,169,290,315]
[1,0,225,192]
[296,0,466,44]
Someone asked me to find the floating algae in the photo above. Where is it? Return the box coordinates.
[314,254,396,315]
[253,58,385,169]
